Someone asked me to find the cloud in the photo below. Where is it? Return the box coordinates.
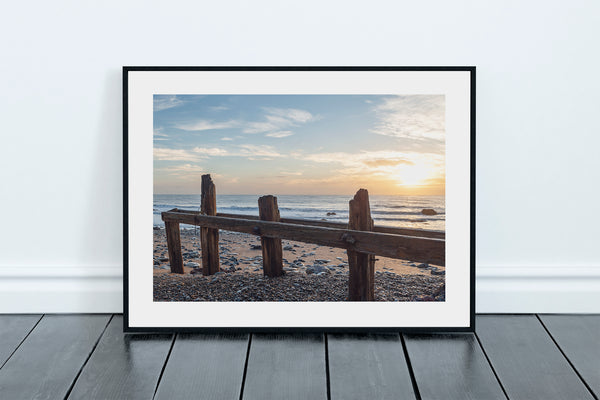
[363,158,414,167]
[278,171,303,176]
[265,131,294,138]
[176,120,238,131]
[153,127,170,141]
[192,147,230,156]
[221,137,234,141]
[237,144,283,159]
[242,107,316,134]
[300,150,443,180]
[154,95,183,111]
[263,107,315,123]
[153,148,200,161]
[158,163,203,174]
[371,95,445,141]
[243,121,280,134]
[210,105,229,111]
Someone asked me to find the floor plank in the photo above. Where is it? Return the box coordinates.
[67,315,173,400]
[0,314,110,400]
[154,333,249,400]
[539,314,600,398]
[476,315,594,400]
[404,333,506,400]
[243,333,327,400]
[328,333,415,400]
[0,315,41,368]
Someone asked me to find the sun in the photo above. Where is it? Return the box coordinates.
[394,162,433,186]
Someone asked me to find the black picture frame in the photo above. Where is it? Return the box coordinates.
[123,66,475,333]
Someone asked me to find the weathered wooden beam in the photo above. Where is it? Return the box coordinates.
[200,174,220,275]
[162,212,445,266]
[347,189,375,301]
[167,209,444,239]
[194,212,443,239]
[258,195,284,277]
[164,221,184,274]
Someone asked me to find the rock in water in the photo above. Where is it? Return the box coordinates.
[421,208,437,215]
[326,212,337,216]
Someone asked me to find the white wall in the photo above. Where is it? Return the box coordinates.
[1,0,599,313]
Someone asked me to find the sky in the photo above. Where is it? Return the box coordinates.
[154,95,445,195]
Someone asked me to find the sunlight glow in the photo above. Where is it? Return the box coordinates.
[394,162,434,186]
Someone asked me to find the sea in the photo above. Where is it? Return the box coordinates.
[154,194,445,231]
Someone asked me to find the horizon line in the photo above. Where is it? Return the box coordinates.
[154,193,446,196]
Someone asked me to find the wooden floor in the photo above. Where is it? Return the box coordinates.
[0,315,598,399]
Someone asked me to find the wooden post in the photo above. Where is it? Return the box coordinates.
[258,195,284,277]
[347,189,375,301]
[200,174,220,275]
[165,221,184,274]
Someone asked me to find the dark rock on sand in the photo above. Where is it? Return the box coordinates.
[421,208,437,215]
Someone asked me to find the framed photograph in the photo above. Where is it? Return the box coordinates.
[123,67,475,332]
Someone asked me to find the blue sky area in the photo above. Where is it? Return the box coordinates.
[153,95,445,195]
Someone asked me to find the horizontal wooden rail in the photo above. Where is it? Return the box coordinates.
[162,210,445,266]
[168,209,444,239]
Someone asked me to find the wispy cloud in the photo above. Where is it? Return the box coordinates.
[243,121,279,134]
[176,120,238,131]
[371,95,445,141]
[154,95,184,111]
[221,137,234,141]
[278,171,303,176]
[154,148,200,161]
[243,107,317,134]
[301,150,444,182]
[210,105,229,111]
[263,107,315,124]
[237,144,283,159]
[265,131,294,138]
[157,163,204,174]
[153,127,169,141]
[192,147,230,156]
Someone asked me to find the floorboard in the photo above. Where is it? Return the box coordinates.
[476,315,594,400]
[0,315,41,368]
[242,333,327,400]
[328,333,415,400]
[0,314,110,400]
[154,333,249,400]
[66,315,173,400]
[404,333,506,400]
[539,314,600,398]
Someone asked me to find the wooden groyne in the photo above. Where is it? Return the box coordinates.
[161,174,445,301]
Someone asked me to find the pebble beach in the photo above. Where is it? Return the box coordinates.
[153,228,445,302]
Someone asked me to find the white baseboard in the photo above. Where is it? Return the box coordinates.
[0,266,123,313]
[476,266,600,313]
[1,266,599,314]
